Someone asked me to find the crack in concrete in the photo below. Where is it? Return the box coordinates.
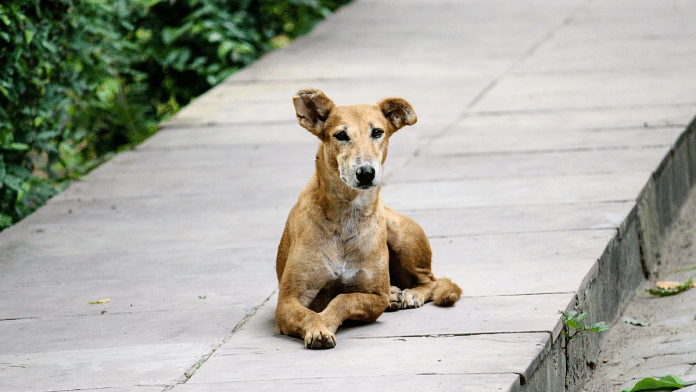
[162,289,277,391]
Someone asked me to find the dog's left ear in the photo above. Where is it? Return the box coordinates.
[378,97,417,133]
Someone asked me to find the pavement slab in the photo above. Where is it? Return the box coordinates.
[0,344,209,391]
[182,294,549,388]
[2,0,696,391]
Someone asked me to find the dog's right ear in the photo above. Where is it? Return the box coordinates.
[293,89,335,138]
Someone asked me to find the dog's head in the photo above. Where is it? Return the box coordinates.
[293,89,417,190]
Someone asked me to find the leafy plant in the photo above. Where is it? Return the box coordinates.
[621,375,684,392]
[0,0,73,227]
[560,311,610,341]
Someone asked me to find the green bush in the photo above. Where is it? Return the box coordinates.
[0,0,350,230]
[0,1,72,228]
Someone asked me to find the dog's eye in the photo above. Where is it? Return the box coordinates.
[371,128,384,139]
[333,131,350,142]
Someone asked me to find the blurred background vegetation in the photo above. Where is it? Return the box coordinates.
[0,0,350,230]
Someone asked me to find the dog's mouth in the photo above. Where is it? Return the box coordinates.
[355,183,378,190]
[340,176,379,190]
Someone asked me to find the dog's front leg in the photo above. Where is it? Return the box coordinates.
[276,255,339,349]
[276,296,336,349]
[319,292,390,332]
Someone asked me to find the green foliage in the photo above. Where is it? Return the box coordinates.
[0,0,350,230]
[622,375,684,392]
[560,311,610,341]
[1,0,72,226]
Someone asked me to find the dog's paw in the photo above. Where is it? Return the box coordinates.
[387,286,403,311]
[401,289,425,309]
[304,327,336,350]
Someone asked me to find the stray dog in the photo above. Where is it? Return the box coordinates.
[275,89,462,349]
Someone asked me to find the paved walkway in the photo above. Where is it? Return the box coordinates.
[2,0,696,391]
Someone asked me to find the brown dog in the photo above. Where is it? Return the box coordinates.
[275,89,462,349]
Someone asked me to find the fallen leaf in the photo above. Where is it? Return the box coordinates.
[647,279,694,297]
[622,375,684,392]
[88,298,110,304]
[624,317,650,327]
[657,281,683,289]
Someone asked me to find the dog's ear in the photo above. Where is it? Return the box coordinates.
[378,97,417,133]
[293,89,335,138]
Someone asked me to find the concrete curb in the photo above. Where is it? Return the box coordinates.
[522,115,696,392]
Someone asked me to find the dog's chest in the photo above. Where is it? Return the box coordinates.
[322,246,362,282]
[321,202,376,283]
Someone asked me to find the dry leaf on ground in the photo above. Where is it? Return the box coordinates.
[88,298,111,304]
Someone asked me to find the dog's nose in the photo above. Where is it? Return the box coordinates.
[356,166,376,187]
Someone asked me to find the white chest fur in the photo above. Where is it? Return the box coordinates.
[323,251,361,282]
[321,193,375,283]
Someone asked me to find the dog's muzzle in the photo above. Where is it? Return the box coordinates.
[356,166,376,188]
[339,159,382,190]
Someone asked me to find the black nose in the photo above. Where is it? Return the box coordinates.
[356,166,376,186]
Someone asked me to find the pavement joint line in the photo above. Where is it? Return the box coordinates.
[220,74,479,86]
[426,227,618,240]
[468,102,696,117]
[1,308,233,322]
[0,317,41,322]
[190,372,523,384]
[134,140,315,153]
[387,171,643,184]
[642,352,696,360]
[397,199,636,212]
[586,126,686,131]
[54,190,258,201]
[460,291,577,299]
[159,119,296,130]
[46,388,118,392]
[164,289,277,390]
[346,331,553,340]
[509,65,696,77]
[44,197,636,214]
[429,144,675,159]
[385,172,650,185]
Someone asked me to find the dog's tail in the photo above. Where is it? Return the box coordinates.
[432,277,462,307]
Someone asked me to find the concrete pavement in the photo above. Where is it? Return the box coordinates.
[2,0,696,391]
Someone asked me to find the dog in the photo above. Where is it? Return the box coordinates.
[275,89,462,349]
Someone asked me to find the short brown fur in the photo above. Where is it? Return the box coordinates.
[276,89,462,349]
